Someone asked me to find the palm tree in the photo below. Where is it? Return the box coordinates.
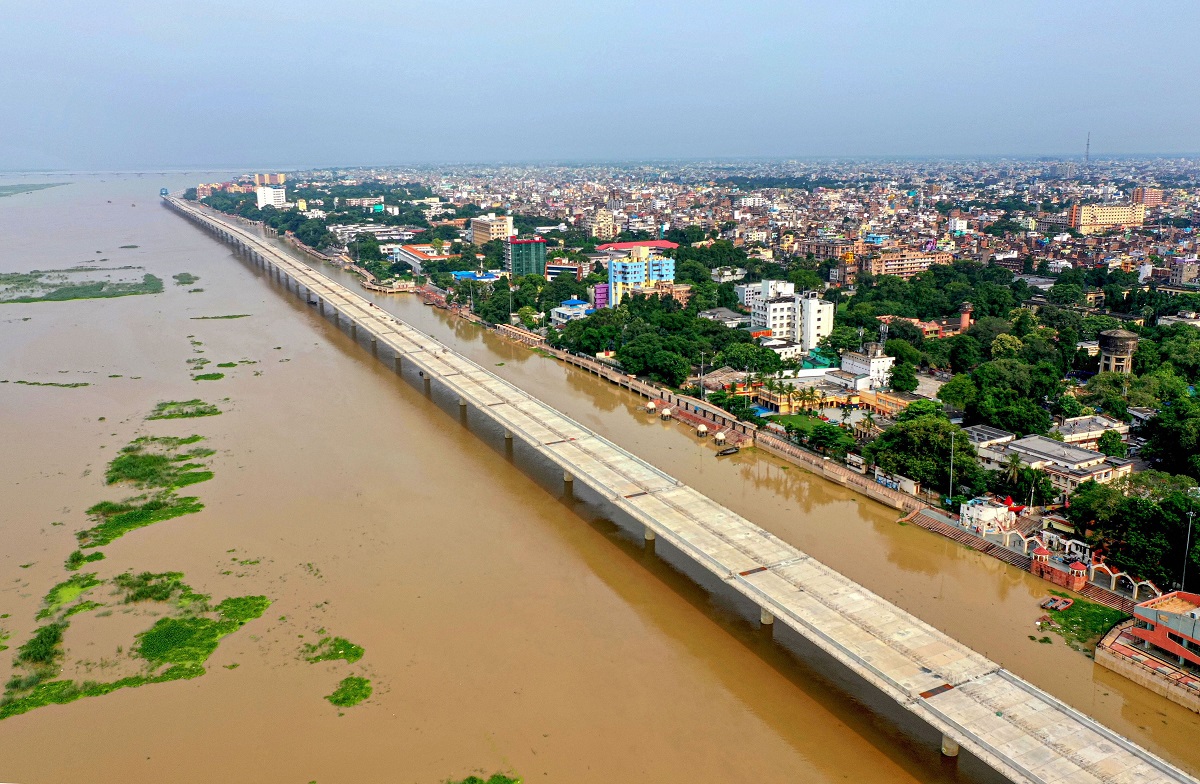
[861,410,876,431]
[841,406,852,426]
[1002,453,1023,487]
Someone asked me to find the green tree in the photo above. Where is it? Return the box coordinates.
[938,374,978,411]
[1097,429,1127,458]
[889,361,919,393]
[865,417,978,492]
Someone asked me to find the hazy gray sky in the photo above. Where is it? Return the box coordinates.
[4,0,1197,169]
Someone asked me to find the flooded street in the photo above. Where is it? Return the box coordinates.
[0,175,1196,783]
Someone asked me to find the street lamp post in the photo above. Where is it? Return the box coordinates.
[948,430,957,505]
[699,352,707,401]
[1185,510,1195,592]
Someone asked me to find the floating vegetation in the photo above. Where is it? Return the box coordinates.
[448,775,522,784]
[0,573,268,721]
[172,273,199,286]
[118,245,139,249]
[0,267,163,304]
[3,380,89,388]
[216,362,236,368]
[105,435,213,489]
[37,574,102,619]
[14,622,66,667]
[64,601,104,618]
[0,628,9,652]
[75,434,213,547]
[192,372,224,381]
[112,571,206,606]
[303,636,364,664]
[0,183,66,198]
[64,550,105,571]
[325,676,371,707]
[147,399,221,420]
[137,595,269,664]
[188,288,205,293]
[191,314,251,320]
[78,495,204,548]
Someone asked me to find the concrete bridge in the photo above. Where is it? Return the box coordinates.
[166,196,1197,784]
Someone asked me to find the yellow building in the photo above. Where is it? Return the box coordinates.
[1068,203,1145,235]
[862,248,954,279]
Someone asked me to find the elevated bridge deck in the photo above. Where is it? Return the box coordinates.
[167,196,1197,784]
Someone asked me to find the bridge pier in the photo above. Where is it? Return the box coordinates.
[351,322,358,339]
[760,607,775,625]
[504,429,513,440]
[318,298,325,315]
[563,471,574,485]
[394,354,402,372]
[644,526,656,541]
[941,735,959,758]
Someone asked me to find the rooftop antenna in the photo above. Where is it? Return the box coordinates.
[857,326,865,350]
[880,322,889,343]
[1084,132,1090,168]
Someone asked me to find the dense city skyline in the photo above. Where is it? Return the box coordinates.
[3,0,1199,170]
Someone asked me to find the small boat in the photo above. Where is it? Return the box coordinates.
[1040,597,1057,610]
[716,446,740,457]
[1053,598,1074,611]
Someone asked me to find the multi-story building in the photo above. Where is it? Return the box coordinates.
[607,246,675,306]
[828,343,896,391]
[797,290,835,352]
[584,209,616,241]
[469,213,515,246]
[549,298,590,328]
[948,217,969,233]
[544,260,588,281]
[1067,203,1146,235]
[1132,187,1165,207]
[344,196,385,208]
[862,248,954,279]
[1129,592,1200,671]
[749,288,835,352]
[740,279,794,310]
[1170,261,1200,286]
[795,238,863,260]
[255,186,286,210]
[504,236,547,277]
[253,173,287,186]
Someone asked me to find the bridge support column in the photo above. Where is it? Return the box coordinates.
[459,397,468,410]
[563,471,574,485]
[760,607,774,625]
[394,354,402,372]
[644,526,656,542]
[940,735,959,758]
[318,298,325,315]
[351,322,357,339]
[423,376,431,393]
[371,336,378,356]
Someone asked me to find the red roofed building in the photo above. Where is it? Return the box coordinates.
[596,240,679,252]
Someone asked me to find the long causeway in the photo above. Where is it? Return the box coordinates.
[167,196,1198,784]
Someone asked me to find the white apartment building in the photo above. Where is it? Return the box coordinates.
[947,217,969,233]
[256,186,286,210]
[749,283,835,354]
[740,279,794,309]
[831,343,895,391]
[797,291,834,352]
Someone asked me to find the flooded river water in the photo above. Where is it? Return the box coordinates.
[1,175,1196,783]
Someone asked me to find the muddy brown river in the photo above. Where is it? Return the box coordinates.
[1,175,1196,783]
